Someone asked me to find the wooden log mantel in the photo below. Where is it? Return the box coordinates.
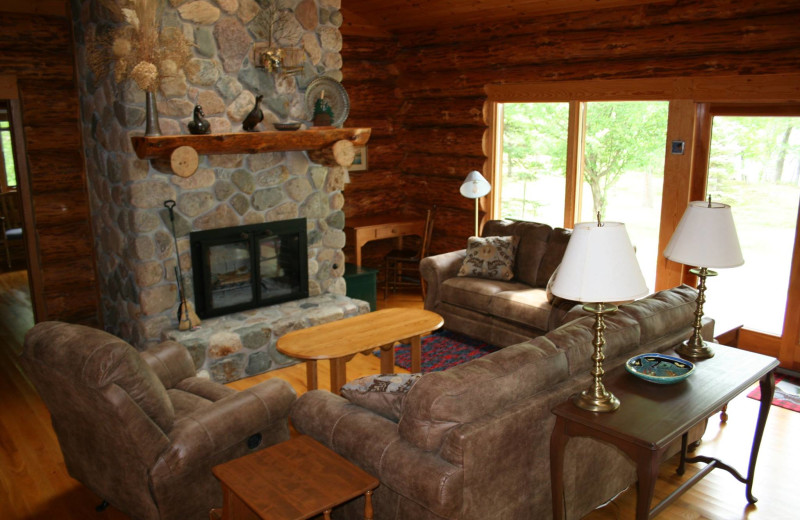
[130,127,372,175]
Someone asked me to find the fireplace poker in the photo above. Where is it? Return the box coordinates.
[164,200,200,330]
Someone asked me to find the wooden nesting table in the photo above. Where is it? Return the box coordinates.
[276,308,443,393]
[212,435,378,520]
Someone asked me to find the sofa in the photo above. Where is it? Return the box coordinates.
[420,219,574,347]
[21,321,297,520]
[290,284,710,519]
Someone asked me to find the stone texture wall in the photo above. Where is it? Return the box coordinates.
[72,0,347,348]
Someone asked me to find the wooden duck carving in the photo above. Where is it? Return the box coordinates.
[188,105,211,135]
[242,94,264,132]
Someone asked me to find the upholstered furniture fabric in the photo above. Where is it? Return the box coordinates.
[422,219,576,346]
[290,285,710,520]
[21,321,297,520]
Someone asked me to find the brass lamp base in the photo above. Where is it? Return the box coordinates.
[573,302,621,413]
[676,267,716,361]
[675,338,715,360]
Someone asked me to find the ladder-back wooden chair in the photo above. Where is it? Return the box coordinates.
[0,190,23,268]
[384,206,436,300]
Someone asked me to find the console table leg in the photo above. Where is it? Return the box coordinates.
[364,490,374,520]
[677,432,688,476]
[635,453,661,520]
[746,370,775,503]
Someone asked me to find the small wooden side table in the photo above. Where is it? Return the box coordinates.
[212,435,378,520]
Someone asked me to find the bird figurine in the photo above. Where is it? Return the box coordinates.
[187,104,211,135]
[242,94,264,132]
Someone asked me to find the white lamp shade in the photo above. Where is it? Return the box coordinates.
[460,170,491,199]
[663,201,744,268]
[550,221,649,303]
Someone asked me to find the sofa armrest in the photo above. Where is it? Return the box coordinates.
[140,340,197,389]
[420,249,466,310]
[153,378,296,476]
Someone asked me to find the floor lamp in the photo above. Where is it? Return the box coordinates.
[550,218,649,412]
[460,171,491,236]
[663,198,744,360]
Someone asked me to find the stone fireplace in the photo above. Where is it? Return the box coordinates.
[70,0,362,380]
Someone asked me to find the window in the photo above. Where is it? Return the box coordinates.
[498,100,668,290]
[1,101,17,191]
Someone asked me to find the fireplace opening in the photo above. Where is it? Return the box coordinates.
[190,218,308,318]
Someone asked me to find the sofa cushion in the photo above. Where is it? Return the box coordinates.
[546,312,641,376]
[483,220,552,286]
[340,373,422,422]
[536,227,572,287]
[458,235,519,280]
[441,277,529,315]
[489,287,551,332]
[618,284,698,344]
[399,336,568,452]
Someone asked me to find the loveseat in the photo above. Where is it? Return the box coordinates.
[420,219,574,347]
[290,284,710,519]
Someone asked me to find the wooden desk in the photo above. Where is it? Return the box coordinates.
[276,308,443,393]
[550,345,778,520]
[344,214,426,266]
[212,435,378,520]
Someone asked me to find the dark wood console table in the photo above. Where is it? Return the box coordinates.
[550,345,778,520]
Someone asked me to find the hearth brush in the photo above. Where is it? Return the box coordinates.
[164,200,201,331]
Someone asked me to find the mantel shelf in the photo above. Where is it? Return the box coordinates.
[130,127,372,160]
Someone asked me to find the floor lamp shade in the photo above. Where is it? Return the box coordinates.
[460,171,491,236]
[550,221,649,304]
[663,201,744,268]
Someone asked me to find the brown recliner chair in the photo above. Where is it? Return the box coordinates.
[21,321,297,520]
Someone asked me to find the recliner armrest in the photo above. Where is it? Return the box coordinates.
[140,340,197,389]
[420,249,466,309]
[153,378,296,476]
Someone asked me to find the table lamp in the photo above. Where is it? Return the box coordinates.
[460,170,491,236]
[663,198,744,360]
[550,217,649,412]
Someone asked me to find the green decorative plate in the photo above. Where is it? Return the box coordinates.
[304,76,350,128]
[626,353,695,384]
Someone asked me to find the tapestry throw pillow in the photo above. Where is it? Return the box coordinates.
[457,235,519,281]
[340,373,422,422]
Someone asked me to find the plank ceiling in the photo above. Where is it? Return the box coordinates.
[341,0,670,35]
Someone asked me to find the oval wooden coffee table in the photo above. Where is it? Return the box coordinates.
[276,308,443,393]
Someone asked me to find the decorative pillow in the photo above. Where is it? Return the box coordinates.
[340,373,422,422]
[457,235,519,281]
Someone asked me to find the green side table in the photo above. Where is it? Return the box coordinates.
[344,263,378,311]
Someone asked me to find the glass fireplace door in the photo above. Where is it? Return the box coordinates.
[208,239,255,311]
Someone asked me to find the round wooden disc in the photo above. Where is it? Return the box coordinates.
[332,139,355,166]
[170,146,199,177]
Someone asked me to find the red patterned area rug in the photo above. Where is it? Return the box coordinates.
[375,329,500,373]
[747,373,800,413]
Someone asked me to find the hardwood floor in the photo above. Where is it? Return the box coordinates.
[0,271,797,519]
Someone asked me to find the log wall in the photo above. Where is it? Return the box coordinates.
[0,10,99,325]
[344,0,800,256]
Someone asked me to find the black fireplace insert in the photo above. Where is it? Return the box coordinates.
[190,218,308,318]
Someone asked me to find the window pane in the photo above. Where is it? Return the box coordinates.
[1,120,16,188]
[500,103,568,227]
[579,102,669,291]
[703,116,800,335]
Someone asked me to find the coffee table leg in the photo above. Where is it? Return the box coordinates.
[379,343,395,374]
[364,490,374,520]
[306,360,318,390]
[411,334,422,373]
[746,370,775,503]
[323,509,332,520]
[330,358,347,394]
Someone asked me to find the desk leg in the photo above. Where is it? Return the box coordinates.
[550,416,567,520]
[746,370,775,503]
[379,343,395,374]
[306,360,318,391]
[329,358,347,394]
[410,335,422,374]
[634,451,661,520]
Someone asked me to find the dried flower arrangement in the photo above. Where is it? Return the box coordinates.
[88,0,192,92]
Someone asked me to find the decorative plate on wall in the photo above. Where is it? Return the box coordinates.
[304,76,350,127]
[625,353,695,384]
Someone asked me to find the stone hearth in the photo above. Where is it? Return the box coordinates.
[163,293,368,383]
